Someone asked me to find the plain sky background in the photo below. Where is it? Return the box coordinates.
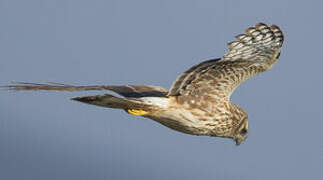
[0,0,322,179]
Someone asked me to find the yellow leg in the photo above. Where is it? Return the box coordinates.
[127,109,148,116]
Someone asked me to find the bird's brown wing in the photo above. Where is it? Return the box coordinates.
[1,82,167,111]
[1,82,168,98]
[168,23,284,106]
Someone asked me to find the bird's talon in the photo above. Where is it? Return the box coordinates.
[127,109,148,116]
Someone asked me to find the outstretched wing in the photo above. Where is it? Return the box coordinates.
[168,23,284,106]
[1,82,168,98]
[1,82,167,111]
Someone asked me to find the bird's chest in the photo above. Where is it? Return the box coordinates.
[147,107,229,136]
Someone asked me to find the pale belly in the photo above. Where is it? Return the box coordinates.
[139,97,220,136]
[144,109,212,136]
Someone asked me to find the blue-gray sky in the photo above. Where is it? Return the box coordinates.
[0,0,322,179]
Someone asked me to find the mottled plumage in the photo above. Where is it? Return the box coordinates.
[1,23,284,145]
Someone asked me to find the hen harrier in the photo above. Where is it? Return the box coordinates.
[2,23,283,145]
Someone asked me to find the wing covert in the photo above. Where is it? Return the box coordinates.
[168,23,284,107]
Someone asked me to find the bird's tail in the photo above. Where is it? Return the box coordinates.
[0,82,163,115]
[71,94,153,115]
[72,94,133,109]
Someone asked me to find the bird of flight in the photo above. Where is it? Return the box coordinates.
[2,23,284,145]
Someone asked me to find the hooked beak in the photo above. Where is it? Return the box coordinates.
[234,135,247,146]
[235,139,242,146]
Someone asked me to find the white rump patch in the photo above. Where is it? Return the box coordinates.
[139,97,169,108]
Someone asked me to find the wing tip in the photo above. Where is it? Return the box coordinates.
[0,82,74,91]
[228,22,284,50]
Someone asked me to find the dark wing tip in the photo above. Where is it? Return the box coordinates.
[0,82,74,91]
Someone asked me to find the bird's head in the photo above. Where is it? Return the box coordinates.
[233,116,248,145]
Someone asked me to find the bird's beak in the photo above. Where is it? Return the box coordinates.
[235,140,241,146]
[235,138,243,146]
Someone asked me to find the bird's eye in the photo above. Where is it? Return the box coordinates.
[241,128,247,134]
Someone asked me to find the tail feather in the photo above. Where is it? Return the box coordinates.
[71,94,153,110]
[1,82,163,112]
